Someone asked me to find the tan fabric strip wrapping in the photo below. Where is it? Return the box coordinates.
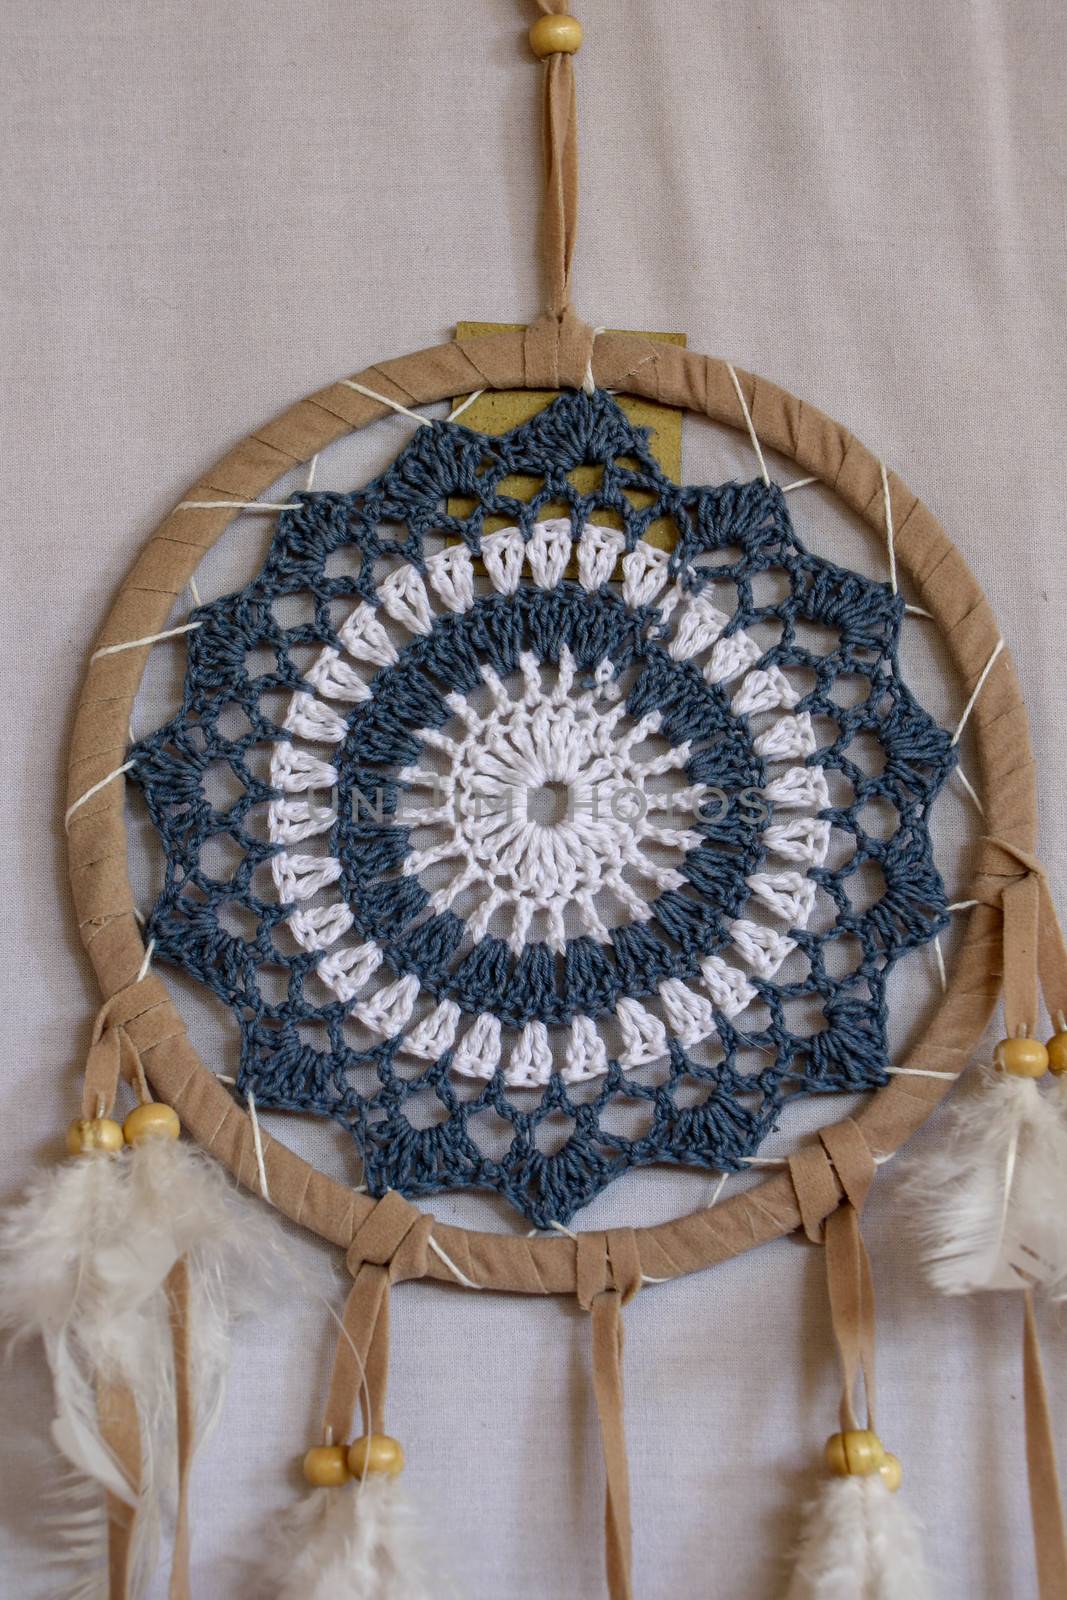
[1024,1293,1067,1600]
[577,1230,641,1600]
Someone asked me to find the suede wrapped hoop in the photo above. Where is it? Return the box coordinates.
[65,324,1032,1293]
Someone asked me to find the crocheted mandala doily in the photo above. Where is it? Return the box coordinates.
[132,391,955,1227]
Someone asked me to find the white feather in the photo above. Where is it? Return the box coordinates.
[907,1064,1067,1295]
[123,1135,296,1443]
[266,1477,434,1600]
[784,1476,933,1600]
[1,1133,293,1597]
[0,1154,166,1594]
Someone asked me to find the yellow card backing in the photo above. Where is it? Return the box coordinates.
[449,323,686,547]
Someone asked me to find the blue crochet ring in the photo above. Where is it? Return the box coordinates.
[131,391,955,1228]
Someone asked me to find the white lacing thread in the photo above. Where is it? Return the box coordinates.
[91,621,202,661]
[65,760,136,830]
[136,938,155,985]
[305,453,319,491]
[341,379,432,428]
[886,1065,958,1080]
[879,460,898,595]
[245,1090,271,1202]
[933,934,948,991]
[176,499,301,512]
[952,638,1005,747]
[582,327,608,397]
[782,475,818,494]
[187,574,202,607]
[706,1172,729,1209]
[725,363,770,487]
[426,1233,482,1290]
[447,390,485,422]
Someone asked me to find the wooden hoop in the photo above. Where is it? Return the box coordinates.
[66,327,1032,1294]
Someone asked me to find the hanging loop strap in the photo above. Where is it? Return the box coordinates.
[576,1230,640,1600]
[789,1121,878,1433]
[323,1192,433,1445]
[975,837,1067,1034]
[533,3,580,318]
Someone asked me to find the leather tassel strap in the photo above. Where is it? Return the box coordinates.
[978,838,1067,1595]
[577,1229,643,1600]
[165,1260,194,1600]
[789,1121,878,1431]
[98,1380,142,1600]
[323,1191,432,1448]
[1024,1292,1067,1600]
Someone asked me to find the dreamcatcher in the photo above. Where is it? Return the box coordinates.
[5,6,1067,1598]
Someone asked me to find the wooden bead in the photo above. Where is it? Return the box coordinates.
[529,14,582,58]
[879,1452,903,1492]
[995,1037,1049,1079]
[65,1117,124,1156]
[347,1434,405,1479]
[302,1445,349,1488]
[1046,1032,1067,1076]
[825,1429,886,1477]
[123,1102,181,1146]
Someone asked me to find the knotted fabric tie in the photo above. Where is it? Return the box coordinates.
[577,1229,642,1600]
[789,1121,878,1434]
[323,1191,432,1446]
[975,837,1067,1035]
[81,972,172,1119]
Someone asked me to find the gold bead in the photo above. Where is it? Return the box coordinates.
[529,14,582,58]
[347,1434,405,1479]
[123,1102,181,1146]
[995,1037,1049,1079]
[825,1430,886,1477]
[1046,1032,1067,1076]
[302,1445,349,1487]
[879,1452,903,1492]
[65,1117,124,1156]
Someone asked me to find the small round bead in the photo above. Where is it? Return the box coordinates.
[825,1430,886,1478]
[529,14,582,58]
[879,1452,903,1492]
[995,1037,1049,1079]
[347,1434,405,1479]
[1046,1032,1067,1076]
[65,1117,124,1156]
[123,1102,181,1146]
[302,1445,349,1488]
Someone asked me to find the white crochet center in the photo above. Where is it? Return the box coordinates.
[267,520,831,1088]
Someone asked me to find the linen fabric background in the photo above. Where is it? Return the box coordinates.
[1,1,1065,1596]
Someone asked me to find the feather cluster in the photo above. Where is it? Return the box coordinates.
[266,1475,433,1600]
[908,1065,1067,1296]
[0,1132,291,1596]
[784,1475,933,1600]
